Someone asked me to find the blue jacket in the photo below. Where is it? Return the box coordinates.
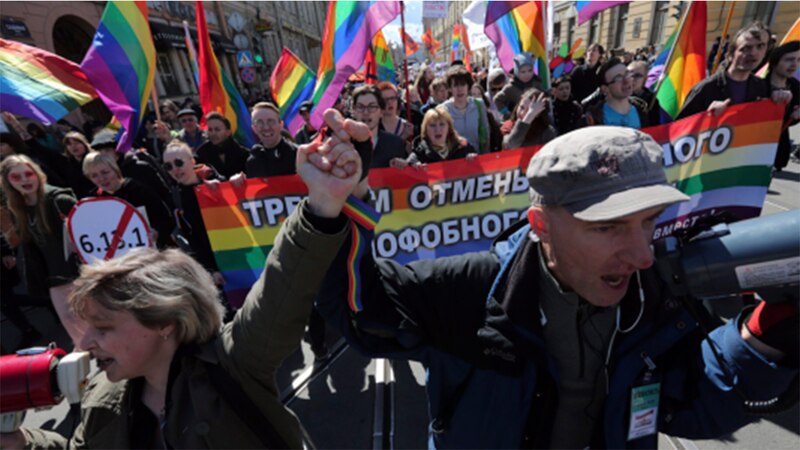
[317,221,798,448]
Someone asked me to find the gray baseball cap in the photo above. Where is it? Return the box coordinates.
[526,126,689,221]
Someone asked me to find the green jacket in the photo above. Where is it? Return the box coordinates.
[23,200,349,449]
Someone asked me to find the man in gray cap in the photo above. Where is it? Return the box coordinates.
[316,126,798,448]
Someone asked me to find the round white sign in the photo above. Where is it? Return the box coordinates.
[67,197,153,264]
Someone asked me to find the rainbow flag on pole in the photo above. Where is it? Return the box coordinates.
[0,39,97,125]
[452,24,461,62]
[309,0,401,129]
[655,1,707,122]
[270,48,316,136]
[372,30,396,83]
[79,0,154,152]
[484,1,549,88]
[195,1,254,147]
[576,1,631,25]
[183,20,200,87]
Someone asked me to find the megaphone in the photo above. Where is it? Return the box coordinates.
[654,209,800,303]
[0,344,90,432]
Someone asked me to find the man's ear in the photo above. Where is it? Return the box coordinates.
[527,205,549,241]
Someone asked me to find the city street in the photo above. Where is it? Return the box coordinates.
[5,137,800,449]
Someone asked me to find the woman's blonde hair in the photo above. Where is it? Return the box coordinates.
[163,139,193,160]
[0,155,52,241]
[82,151,122,178]
[62,131,93,160]
[420,106,465,150]
[70,248,225,343]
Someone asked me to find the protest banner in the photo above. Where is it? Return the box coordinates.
[196,100,783,307]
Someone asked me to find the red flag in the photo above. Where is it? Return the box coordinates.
[365,47,378,84]
[422,28,441,56]
[402,31,420,56]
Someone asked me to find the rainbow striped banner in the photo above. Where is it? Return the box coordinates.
[195,1,254,147]
[484,1,549,88]
[372,30,396,83]
[196,101,783,306]
[79,0,154,152]
[655,1,707,122]
[310,1,401,130]
[576,1,631,25]
[270,48,316,136]
[183,20,200,87]
[0,39,97,125]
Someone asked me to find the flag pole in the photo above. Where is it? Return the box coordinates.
[400,0,412,128]
[650,0,692,111]
[711,1,735,74]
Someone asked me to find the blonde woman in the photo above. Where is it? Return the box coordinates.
[392,107,477,168]
[0,155,86,347]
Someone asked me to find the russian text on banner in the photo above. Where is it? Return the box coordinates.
[196,101,783,307]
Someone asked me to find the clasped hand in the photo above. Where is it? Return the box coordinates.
[297,109,370,218]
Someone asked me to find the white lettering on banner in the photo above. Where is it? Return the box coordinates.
[374,188,393,214]
[651,210,715,240]
[240,195,302,227]
[662,126,733,167]
[372,209,526,258]
[408,169,529,211]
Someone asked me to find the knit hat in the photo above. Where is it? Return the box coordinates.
[513,52,535,77]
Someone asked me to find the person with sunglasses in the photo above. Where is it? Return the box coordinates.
[585,57,649,129]
[162,141,225,284]
[0,155,86,348]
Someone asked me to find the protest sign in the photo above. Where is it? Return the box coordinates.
[67,197,152,263]
[196,100,783,307]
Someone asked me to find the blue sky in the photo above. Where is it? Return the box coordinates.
[382,0,425,46]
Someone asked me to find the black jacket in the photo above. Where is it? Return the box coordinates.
[570,63,601,103]
[552,98,585,135]
[245,138,297,178]
[196,137,249,179]
[118,152,173,209]
[632,87,662,126]
[172,165,224,272]
[372,131,407,169]
[407,137,476,165]
[677,70,770,119]
[64,156,96,199]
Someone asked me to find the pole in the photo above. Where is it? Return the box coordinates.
[711,1,735,74]
[399,1,411,128]
[650,0,693,111]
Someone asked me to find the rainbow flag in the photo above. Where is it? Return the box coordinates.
[270,48,316,136]
[79,1,154,152]
[646,29,677,89]
[183,20,200,87]
[655,1,706,122]
[195,1,254,147]
[196,100,782,306]
[372,30,396,83]
[484,1,550,88]
[452,24,461,62]
[0,39,97,125]
[576,1,631,25]
[309,1,401,129]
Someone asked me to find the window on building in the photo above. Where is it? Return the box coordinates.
[553,22,561,47]
[743,2,776,27]
[614,3,629,48]
[588,17,599,45]
[567,17,576,46]
[157,53,181,97]
[649,1,669,46]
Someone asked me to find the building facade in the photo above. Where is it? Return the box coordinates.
[424,1,799,69]
[0,1,327,108]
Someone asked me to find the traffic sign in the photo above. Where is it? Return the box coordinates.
[240,67,257,84]
[237,50,254,68]
[67,197,152,263]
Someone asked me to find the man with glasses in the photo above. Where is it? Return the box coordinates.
[585,58,648,129]
[351,84,406,168]
[628,60,661,125]
[245,102,297,178]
